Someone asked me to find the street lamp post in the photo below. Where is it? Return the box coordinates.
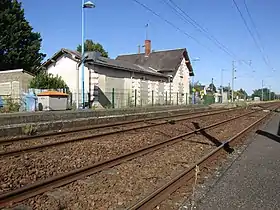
[81,0,95,109]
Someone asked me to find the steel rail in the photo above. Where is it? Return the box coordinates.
[0,108,240,157]
[0,107,271,207]
[0,107,224,144]
[127,111,273,210]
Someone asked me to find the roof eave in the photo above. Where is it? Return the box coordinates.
[86,61,168,79]
[182,49,195,77]
[41,49,81,69]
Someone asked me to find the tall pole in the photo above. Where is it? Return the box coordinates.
[228,82,230,102]
[76,63,79,109]
[192,76,195,104]
[191,59,199,104]
[269,85,271,101]
[261,80,264,101]
[221,69,224,103]
[231,61,235,103]
[81,0,85,109]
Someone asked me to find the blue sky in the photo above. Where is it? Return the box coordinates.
[20,0,279,94]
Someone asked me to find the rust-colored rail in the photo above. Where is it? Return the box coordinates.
[127,109,274,210]
[0,106,274,208]
[0,108,240,157]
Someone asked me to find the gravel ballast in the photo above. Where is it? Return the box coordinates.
[16,111,269,209]
[0,109,250,194]
[0,109,270,210]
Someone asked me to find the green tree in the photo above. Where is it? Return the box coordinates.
[77,39,108,58]
[236,88,248,99]
[251,88,276,101]
[29,72,69,90]
[0,0,45,74]
[208,83,217,93]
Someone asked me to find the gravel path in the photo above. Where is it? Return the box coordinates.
[0,109,250,194]
[18,111,267,210]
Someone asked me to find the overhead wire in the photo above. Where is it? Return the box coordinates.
[139,0,255,70]
[243,0,273,70]
[165,0,257,69]
[132,0,262,73]
[232,0,273,71]
[163,0,236,59]
[131,0,212,52]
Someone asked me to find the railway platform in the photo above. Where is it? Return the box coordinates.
[194,113,280,210]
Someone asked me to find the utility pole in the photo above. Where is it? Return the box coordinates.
[228,82,230,102]
[261,80,264,101]
[232,61,236,103]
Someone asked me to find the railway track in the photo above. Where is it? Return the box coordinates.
[0,107,253,196]
[127,104,279,210]
[0,107,241,157]
[0,107,226,143]
[0,103,277,208]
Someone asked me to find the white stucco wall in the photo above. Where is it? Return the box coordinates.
[171,58,190,105]
[47,55,90,106]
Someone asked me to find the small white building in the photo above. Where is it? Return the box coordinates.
[0,69,34,99]
[37,91,68,111]
[42,40,194,108]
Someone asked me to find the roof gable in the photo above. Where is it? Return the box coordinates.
[42,48,81,68]
[116,48,194,76]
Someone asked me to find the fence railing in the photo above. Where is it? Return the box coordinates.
[72,88,208,109]
[0,88,216,112]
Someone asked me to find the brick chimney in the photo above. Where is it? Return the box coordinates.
[144,40,151,57]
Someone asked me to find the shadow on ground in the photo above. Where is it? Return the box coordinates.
[192,122,234,154]
[256,130,280,144]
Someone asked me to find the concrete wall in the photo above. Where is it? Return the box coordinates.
[0,69,34,98]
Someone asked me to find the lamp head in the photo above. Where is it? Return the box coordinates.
[83,1,95,8]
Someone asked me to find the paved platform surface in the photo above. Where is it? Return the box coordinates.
[197,113,280,210]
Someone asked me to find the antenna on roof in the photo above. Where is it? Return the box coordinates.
[145,23,149,40]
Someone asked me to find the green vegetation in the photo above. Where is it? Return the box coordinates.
[22,124,37,135]
[29,72,69,90]
[251,88,275,101]
[0,97,20,113]
[0,0,45,74]
[77,39,108,58]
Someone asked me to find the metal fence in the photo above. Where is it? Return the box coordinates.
[0,88,215,112]
[73,88,210,109]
